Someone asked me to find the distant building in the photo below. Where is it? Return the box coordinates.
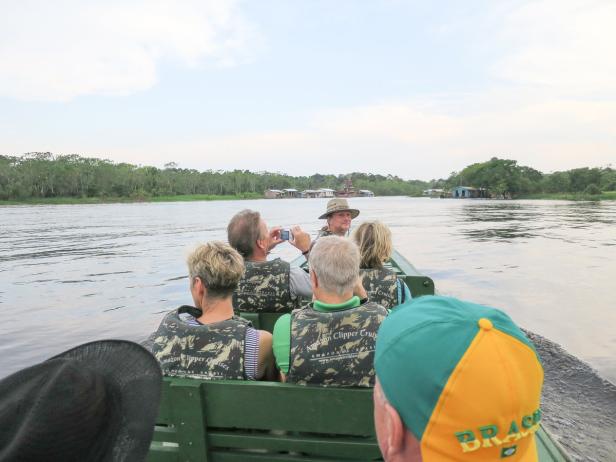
[301,189,321,198]
[423,188,445,198]
[282,188,299,198]
[267,187,338,199]
[264,189,283,199]
[452,186,489,199]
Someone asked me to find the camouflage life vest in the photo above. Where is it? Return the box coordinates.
[150,306,249,380]
[317,227,334,238]
[360,267,400,309]
[232,258,296,313]
[286,302,388,387]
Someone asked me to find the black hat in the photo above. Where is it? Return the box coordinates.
[0,340,162,462]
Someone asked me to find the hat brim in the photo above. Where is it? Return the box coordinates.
[319,208,360,220]
[50,340,162,462]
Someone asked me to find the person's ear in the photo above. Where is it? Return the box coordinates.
[255,235,268,252]
[310,270,318,289]
[194,276,206,298]
[384,401,406,457]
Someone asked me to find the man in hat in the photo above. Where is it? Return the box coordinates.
[373,295,544,462]
[228,209,313,313]
[0,340,162,462]
[317,198,360,238]
[272,236,384,386]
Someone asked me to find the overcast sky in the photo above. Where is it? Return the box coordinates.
[1,0,615,180]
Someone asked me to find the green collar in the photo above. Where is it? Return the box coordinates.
[313,296,361,312]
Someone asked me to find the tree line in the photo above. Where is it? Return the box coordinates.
[431,157,616,198]
[0,153,428,200]
[1,153,614,201]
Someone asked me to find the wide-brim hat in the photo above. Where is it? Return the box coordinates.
[318,198,360,220]
[0,340,162,462]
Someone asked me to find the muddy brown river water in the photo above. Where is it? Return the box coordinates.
[1,197,615,460]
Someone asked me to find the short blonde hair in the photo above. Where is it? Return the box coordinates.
[187,241,245,298]
[353,221,392,269]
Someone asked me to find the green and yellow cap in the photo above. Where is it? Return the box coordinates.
[375,296,544,461]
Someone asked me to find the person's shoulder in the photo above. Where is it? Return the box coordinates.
[273,313,292,329]
[250,258,288,268]
[257,329,272,344]
[272,314,292,349]
[361,266,395,275]
[360,300,389,315]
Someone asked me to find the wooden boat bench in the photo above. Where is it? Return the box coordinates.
[148,378,382,462]
[148,377,569,462]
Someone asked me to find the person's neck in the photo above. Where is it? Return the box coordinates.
[314,290,354,305]
[196,297,235,324]
[383,430,423,462]
[329,228,347,237]
[246,250,267,262]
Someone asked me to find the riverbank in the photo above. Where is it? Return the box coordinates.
[519,191,616,201]
[0,193,262,206]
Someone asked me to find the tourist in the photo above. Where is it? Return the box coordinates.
[0,340,162,462]
[149,241,277,380]
[353,221,411,308]
[317,198,360,237]
[227,209,312,312]
[272,236,387,386]
[373,295,544,461]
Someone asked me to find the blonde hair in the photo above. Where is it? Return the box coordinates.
[187,241,245,298]
[353,221,392,269]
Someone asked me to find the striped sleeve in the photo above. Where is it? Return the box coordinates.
[244,327,260,380]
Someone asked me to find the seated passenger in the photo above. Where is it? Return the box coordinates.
[0,340,161,461]
[373,296,544,461]
[317,198,360,238]
[150,241,277,381]
[273,236,387,386]
[353,221,411,309]
[227,209,312,313]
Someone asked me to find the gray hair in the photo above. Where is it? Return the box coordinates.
[310,236,360,296]
[187,241,245,298]
[227,209,262,258]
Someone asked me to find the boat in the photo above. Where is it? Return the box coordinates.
[147,251,571,461]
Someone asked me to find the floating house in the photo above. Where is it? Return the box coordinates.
[358,189,374,197]
[264,189,283,199]
[300,188,336,198]
[282,188,299,198]
[452,186,489,199]
[422,188,445,198]
[266,187,349,199]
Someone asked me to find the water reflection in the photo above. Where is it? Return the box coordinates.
[456,201,616,243]
[1,198,615,390]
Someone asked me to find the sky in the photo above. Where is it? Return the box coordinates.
[1,0,615,181]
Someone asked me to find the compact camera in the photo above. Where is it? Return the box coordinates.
[280,229,292,241]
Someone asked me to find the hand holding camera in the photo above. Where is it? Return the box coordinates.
[289,225,311,255]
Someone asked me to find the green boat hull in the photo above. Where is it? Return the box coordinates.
[148,251,570,461]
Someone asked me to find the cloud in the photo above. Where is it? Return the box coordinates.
[3,0,614,179]
[66,89,612,180]
[0,0,259,102]
[493,0,616,95]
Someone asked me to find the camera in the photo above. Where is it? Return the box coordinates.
[280,229,292,241]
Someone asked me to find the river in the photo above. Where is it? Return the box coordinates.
[1,197,615,459]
